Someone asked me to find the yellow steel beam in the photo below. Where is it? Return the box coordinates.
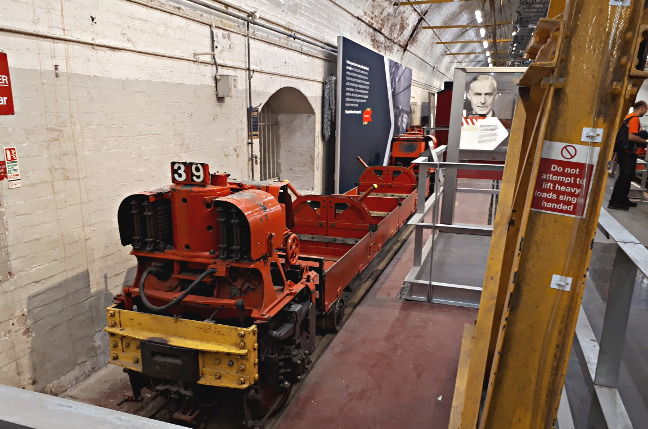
[436,39,512,45]
[448,324,476,428]
[397,0,469,5]
[547,0,567,18]
[445,51,484,56]
[422,22,512,30]
[454,0,646,428]
[454,82,550,429]
[480,4,644,425]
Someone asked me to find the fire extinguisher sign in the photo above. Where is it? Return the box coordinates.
[531,140,600,218]
[0,52,14,115]
[3,147,21,188]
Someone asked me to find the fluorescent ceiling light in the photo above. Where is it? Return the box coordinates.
[480,28,486,37]
[475,10,483,24]
[482,40,489,49]
[485,50,491,57]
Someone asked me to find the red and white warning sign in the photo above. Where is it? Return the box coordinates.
[3,147,21,188]
[531,140,599,217]
[0,52,14,116]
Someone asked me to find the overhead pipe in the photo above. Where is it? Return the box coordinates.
[180,0,337,54]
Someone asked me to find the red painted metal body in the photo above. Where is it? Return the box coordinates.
[111,160,421,419]
[389,127,438,169]
[115,161,419,322]
[291,165,417,312]
[116,169,313,322]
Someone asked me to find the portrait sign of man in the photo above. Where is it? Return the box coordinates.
[460,74,508,151]
[466,74,498,117]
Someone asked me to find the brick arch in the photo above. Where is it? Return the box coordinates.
[259,87,316,191]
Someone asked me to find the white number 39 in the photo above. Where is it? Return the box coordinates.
[191,164,204,182]
[172,162,186,181]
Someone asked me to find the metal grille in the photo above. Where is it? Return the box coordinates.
[258,109,279,181]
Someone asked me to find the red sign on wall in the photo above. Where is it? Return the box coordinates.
[4,147,17,162]
[3,147,21,188]
[531,141,600,218]
[0,52,15,115]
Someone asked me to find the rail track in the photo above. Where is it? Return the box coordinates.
[124,224,414,429]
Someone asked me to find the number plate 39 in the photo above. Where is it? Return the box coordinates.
[171,161,210,185]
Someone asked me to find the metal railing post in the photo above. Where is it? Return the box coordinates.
[413,227,423,267]
[594,247,637,388]
[413,157,429,267]
[417,160,427,214]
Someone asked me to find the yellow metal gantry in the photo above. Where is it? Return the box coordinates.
[451,0,648,427]
[422,22,512,30]
[435,39,512,45]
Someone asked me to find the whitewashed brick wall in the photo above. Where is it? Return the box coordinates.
[0,0,478,392]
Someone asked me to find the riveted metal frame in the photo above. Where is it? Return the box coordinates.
[452,0,648,427]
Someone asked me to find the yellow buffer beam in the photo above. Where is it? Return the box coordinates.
[105,326,247,354]
[105,306,259,389]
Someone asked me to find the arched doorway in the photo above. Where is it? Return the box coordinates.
[259,87,316,190]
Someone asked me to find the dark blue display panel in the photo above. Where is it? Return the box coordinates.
[335,37,412,192]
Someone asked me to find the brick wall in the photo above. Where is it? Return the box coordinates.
[0,0,475,392]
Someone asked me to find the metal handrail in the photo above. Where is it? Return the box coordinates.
[557,208,644,428]
[413,160,506,171]
[402,152,505,307]
[409,151,641,425]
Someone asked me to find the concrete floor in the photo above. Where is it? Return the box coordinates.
[273,236,476,429]
[63,364,149,414]
[272,180,489,428]
[59,176,648,428]
[61,221,477,429]
[563,177,648,428]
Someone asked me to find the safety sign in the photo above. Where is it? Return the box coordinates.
[0,52,14,115]
[3,147,21,188]
[531,140,599,217]
[460,116,509,151]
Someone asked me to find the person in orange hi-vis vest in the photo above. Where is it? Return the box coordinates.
[609,100,648,210]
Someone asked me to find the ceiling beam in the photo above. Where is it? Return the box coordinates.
[489,0,498,56]
[422,22,512,30]
[435,39,513,45]
[444,51,483,56]
[396,0,470,5]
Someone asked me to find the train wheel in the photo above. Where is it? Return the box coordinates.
[325,299,345,333]
[242,378,292,425]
